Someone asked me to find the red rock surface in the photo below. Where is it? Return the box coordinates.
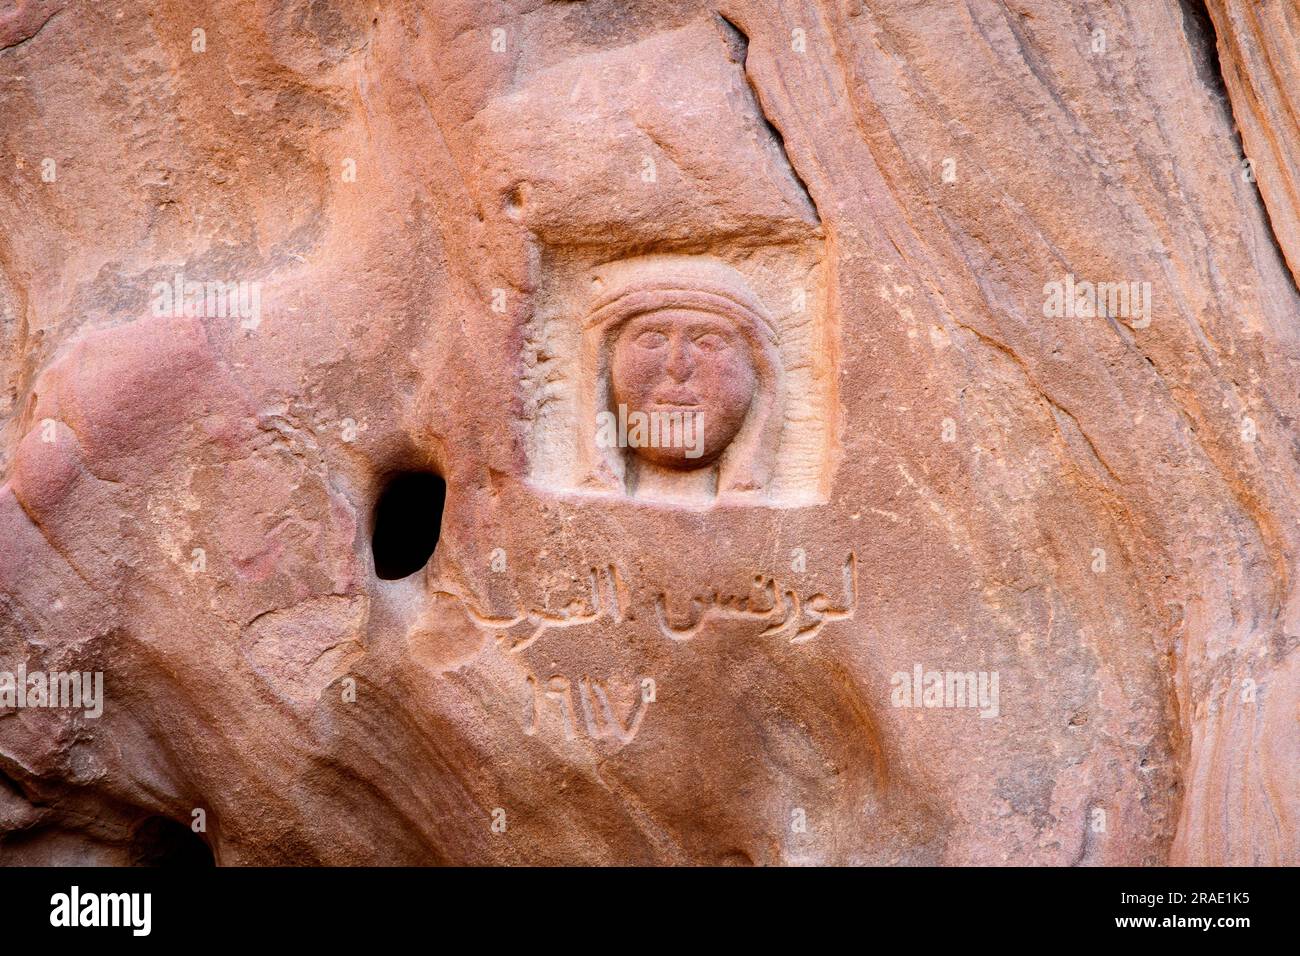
[0,0,1295,865]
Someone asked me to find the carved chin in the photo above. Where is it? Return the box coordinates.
[633,443,722,471]
[631,425,740,470]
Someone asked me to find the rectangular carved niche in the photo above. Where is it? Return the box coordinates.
[523,247,834,507]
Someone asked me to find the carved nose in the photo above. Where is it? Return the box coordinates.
[665,335,695,381]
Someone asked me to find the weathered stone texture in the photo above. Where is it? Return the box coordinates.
[0,0,1295,865]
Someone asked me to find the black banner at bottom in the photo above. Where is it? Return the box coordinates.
[0,866,1282,943]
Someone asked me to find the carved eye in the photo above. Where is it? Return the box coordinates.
[635,330,668,349]
[692,333,728,352]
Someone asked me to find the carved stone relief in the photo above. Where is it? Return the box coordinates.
[0,0,1295,873]
[471,15,835,506]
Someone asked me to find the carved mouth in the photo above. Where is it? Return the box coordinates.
[651,391,700,407]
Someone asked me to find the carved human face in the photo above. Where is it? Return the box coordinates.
[610,309,756,469]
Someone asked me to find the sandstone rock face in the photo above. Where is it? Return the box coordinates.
[0,0,1295,865]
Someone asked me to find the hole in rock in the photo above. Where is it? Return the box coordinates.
[372,471,445,580]
[128,816,215,867]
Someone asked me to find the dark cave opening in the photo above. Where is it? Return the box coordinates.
[128,816,215,867]
[371,471,446,580]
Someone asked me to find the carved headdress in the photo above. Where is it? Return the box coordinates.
[578,257,785,500]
